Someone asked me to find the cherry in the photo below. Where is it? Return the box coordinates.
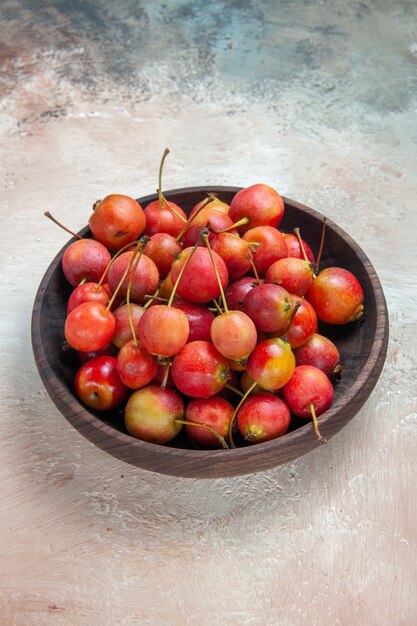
[65,301,116,351]
[172,300,215,343]
[138,305,189,358]
[229,184,285,233]
[143,149,187,237]
[62,238,111,287]
[237,393,291,443]
[185,397,234,448]
[243,283,293,334]
[242,226,288,276]
[143,232,182,277]
[116,340,158,389]
[75,356,128,411]
[282,365,334,443]
[112,303,145,349]
[265,257,314,297]
[246,337,295,391]
[67,282,110,313]
[107,251,159,304]
[225,276,260,311]
[171,340,230,398]
[89,194,146,251]
[189,197,230,218]
[240,371,265,395]
[280,295,318,349]
[293,333,342,378]
[306,267,364,325]
[282,233,315,264]
[170,247,228,303]
[181,210,235,247]
[125,385,184,444]
[210,232,251,280]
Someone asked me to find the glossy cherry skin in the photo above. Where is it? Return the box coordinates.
[172,341,230,398]
[306,267,364,325]
[182,210,235,247]
[112,303,145,349]
[125,385,184,444]
[62,239,111,287]
[265,257,314,297]
[67,282,110,313]
[282,233,315,264]
[143,199,187,237]
[65,302,116,351]
[189,198,230,218]
[75,356,128,411]
[225,276,261,311]
[243,283,293,334]
[229,184,285,233]
[237,393,291,443]
[293,333,341,377]
[242,226,288,276]
[210,233,251,280]
[282,365,334,418]
[185,397,234,448]
[107,251,159,304]
[280,295,318,349]
[172,300,214,343]
[116,340,158,389]
[138,305,189,357]
[89,194,146,251]
[143,233,182,277]
[246,338,295,391]
[210,310,257,361]
[170,247,228,304]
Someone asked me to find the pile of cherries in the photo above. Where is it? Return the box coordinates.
[58,150,364,450]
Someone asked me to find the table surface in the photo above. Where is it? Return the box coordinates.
[1,1,416,624]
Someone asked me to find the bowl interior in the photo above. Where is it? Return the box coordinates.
[32,187,388,477]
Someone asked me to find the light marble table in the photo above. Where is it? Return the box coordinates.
[1,1,416,624]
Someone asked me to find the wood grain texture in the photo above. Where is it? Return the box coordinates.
[1,0,416,624]
[32,188,389,478]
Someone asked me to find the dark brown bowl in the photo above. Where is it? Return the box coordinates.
[31,186,388,478]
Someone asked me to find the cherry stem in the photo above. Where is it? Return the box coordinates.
[212,299,223,315]
[161,362,172,390]
[293,227,309,264]
[285,298,301,332]
[217,216,249,233]
[105,238,148,313]
[174,419,229,450]
[224,383,244,397]
[309,403,327,444]
[143,286,162,310]
[167,234,203,307]
[144,294,169,303]
[157,147,170,209]
[202,234,229,314]
[228,381,258,448]
[44,211,81,239]
[315,218,327,273]
[161,194,186,223]
[126,246,146,346]
[78,277,88,286]
[245,253,261,284]
[175,194,217,243]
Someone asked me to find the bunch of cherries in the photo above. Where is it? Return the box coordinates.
[56,150,364,450]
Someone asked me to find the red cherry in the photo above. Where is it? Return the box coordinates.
[107,251,159,304]
[242,226,288,276]
[282,233,315,264]
[116,340,158,389]
[225,276,260,311]
[112,303,145,349]
[237,393,291,443]
[243,283,293,334]
[170,247,228,303]
[144,200,187,237]
[246,337,295,391]
[293,333,342,378]
[138,305,189,357]
[185,397,234,448]
[229,184,285,233]
[210,310,257,361]
[89,194,146,251]
[67,282,110,313]
[62,239,111,287]
[143,233,182,277]
[265,257,314,297]
[65,302,116,351]
[280,295,318,349]
[210,232,251,280]
[75,356,128,411]
[171,341,230,398]
[172,300,215,343]
[306,267,364,325]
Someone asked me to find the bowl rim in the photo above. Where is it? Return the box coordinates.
[31,186,389,476]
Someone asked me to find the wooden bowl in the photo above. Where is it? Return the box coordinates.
[31,187,388,478]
